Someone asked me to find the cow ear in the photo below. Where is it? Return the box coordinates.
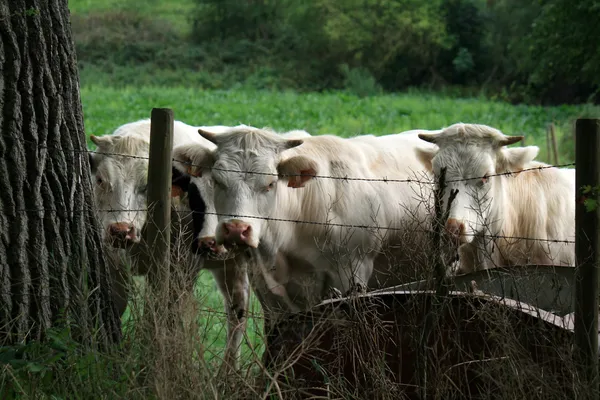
[173,144,215,178]
[278,156,318,188]
[498,146,539,172]
[415,146,437,172]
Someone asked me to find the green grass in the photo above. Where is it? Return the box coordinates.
[118,270,265,366]
[82,86,600,163]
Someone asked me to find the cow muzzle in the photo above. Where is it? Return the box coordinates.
[194,236,228,257]
[220,219,257,248]
[445,218,468,245]
[107,222,137,247]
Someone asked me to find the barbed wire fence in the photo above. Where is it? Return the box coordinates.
[2,110,598,396]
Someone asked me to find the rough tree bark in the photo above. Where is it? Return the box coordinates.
[0,1,121,346]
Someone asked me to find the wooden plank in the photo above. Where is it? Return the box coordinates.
[574,118,600,385]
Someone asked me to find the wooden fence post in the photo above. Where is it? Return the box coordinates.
[550,122,559,164]
[546,124,553,163]
[574,118,600,387]
[144,108,174,292]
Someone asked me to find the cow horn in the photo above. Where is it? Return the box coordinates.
[89,134,112,147]
[283,139,303,150]
[198,129,218,144]
[498,135,524,147]
[418,133,440,144]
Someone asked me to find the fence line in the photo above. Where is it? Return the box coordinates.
[0,207,576,245]
[1,131,579,245]
[95,148,577,184]
[0,132,576,185]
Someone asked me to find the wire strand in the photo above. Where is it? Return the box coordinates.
[1,208,575,244]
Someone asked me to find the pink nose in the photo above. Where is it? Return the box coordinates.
[198,236,218,253]
[108,222,136,241]
[445,218,465,239]
[221,220,252,245]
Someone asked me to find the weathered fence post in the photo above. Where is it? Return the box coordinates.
[546,124,553,163]
[144,108,174,292]
[550,123,559,164]
[574,118,600,388]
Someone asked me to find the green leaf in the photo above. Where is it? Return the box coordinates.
[584,198,598,212]
[26,362,46,373]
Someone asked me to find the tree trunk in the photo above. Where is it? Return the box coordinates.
[0,0,121,347]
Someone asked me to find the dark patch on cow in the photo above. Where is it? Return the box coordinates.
[171,166,191,192]
[188,181,208,255]
[171,167,209,255]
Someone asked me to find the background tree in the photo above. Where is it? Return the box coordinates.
[0,0,121,347]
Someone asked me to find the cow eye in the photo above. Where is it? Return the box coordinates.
[264,181,276,192]
[481,174,489,184]
[96,177,103,185]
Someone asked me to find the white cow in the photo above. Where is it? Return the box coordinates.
[172,128,317,367]
[88,119,253,370]
[415,122,575,274]
[173,126,438,327]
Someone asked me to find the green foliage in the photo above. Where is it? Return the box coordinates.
[0,324,127,399]
[580,185,600,212]
[318,0,452,89]
[69,0,195,33]
[340,64,382,98]
[438,0,485,83]
[527,0,600,100]
[69,0,600,104]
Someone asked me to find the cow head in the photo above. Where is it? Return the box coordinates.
[415,123,538,244]
[177,126,317,251]
[172,144,229,259]
[89,133,150,247]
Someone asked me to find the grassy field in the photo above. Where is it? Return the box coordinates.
[82,86,599,163]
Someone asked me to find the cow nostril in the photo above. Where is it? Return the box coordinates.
[200,237,216,249]
[240,225,251,239]
[222,223,230,236]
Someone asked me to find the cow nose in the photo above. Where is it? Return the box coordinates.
[198,236,218,252]
[222,220,252,245]
[445,218,465,239]
[108,222,136,241]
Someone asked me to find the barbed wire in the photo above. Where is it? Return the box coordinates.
[92,148,577,184]
[0,133,578,244]
[0,207,576,244]
[0,132,576,185]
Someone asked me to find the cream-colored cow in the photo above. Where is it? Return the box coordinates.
[415,122,575,274]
